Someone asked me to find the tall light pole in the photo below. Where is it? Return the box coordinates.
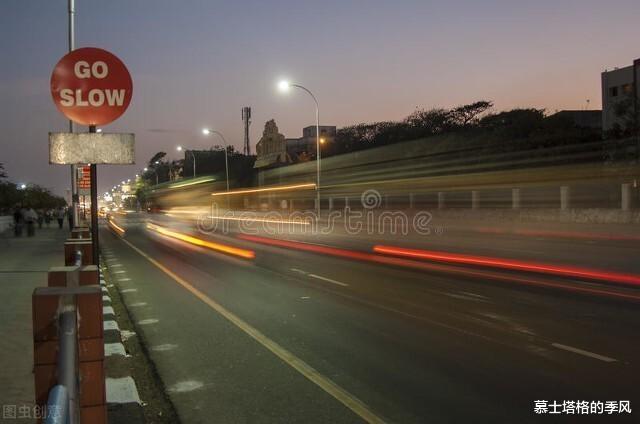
[278,80,321,217]
[202,128,230,191]
[177,145,196,177]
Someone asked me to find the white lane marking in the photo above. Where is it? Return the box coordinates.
[443,292,488,303]
[121,288,137,293]
[106,377,141,404]
[129,302,147,307]
[308,273,349,287]
[124,239,385,424]
[151,343,178,352]
[117,277,131,282]
[138,318,159,325]
[551,343,617,362]
[103,306,115,315]
[113,270,126,274]
[460,291,489,300]
[290,268,349,287]
[168,380,204,393]
[104,320,120,331]
[105,343,127,357]
[110,264,123,268]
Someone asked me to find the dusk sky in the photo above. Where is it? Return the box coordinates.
[1,0,638,196]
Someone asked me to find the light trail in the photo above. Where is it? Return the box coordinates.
[211,182,316,197]
[147,223,255,259]
[373,245,640,288]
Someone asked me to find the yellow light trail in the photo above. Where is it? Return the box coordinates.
[210,182,316,197]
[108,219,125,235]
[146,223,255,259]
[206,215,312,225]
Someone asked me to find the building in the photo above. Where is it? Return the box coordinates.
[286,125,337,160]
[601,59,640,132]
[551,110,602,129]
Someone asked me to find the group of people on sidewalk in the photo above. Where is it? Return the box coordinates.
[12,206,73,237]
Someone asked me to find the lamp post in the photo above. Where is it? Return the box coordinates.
[177,145,196,177]
[202,128,230,191]
[278,80,321,217]
[144,166,158,185]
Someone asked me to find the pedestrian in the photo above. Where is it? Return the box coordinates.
[24,207,37,237]
[13,206,23,237]
[37,209,44,229]
[67,207,74,230]
[44,210,52,227]
[56,207,65,229]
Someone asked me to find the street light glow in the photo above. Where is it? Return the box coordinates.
[96,128,103,133]
[176,145,183,151]
[278,80,291,92]
[143,167,148,171]
[202,128,211,135]
[19,183,26,189]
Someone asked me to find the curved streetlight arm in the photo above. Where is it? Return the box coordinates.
[203,129,230,192]
[290,83,320,216]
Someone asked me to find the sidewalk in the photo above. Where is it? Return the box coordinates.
[0,226,69,423]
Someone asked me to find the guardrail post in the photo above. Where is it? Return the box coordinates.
[471,190,480,209]
[408,193,414,209]
[328,197,333,210]
[560,185,571,210]
[48,265,99,287]
[512,188,521,209]
[438,192,445,209]
[622,183,631,211]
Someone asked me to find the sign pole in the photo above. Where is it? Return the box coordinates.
[68,0,79,227]
[89,125,99,265]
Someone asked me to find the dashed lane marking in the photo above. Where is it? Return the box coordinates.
[308,273,349,287]
[121,237,386,424]
[290,268,349,287]
[551,343,617,362]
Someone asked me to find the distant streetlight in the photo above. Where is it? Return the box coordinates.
[96,128,103,133]
[278,80,321,217]
[19,183,27,190]
[201,128,230,191]
[177,145,196,177]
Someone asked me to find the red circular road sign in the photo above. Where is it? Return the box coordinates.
[50,47,133,126]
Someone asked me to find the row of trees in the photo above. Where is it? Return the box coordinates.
[0,163,67,214]
[320,101,603,158]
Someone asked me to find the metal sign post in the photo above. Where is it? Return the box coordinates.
[89,125,99,265]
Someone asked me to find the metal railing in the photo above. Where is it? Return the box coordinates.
[45,250,82,424]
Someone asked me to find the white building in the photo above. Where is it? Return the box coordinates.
[601,59,639,132]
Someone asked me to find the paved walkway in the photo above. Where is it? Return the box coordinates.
[0,226,70,423]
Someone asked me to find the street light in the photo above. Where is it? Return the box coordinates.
[278,80,321,217]
[201,128,230,191]
[177,145,196,177]
[19,183,27,190]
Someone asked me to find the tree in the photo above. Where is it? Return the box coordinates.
[0,163,6,179]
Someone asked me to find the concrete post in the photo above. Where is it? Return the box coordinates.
[471,190,480,210]
[409,193,414,209]
[328,197,333,210]
[438,192,445,209]
[622,183,631,211]
[345,197,349,209]
[512,188,521,209]
[560,186,570,210]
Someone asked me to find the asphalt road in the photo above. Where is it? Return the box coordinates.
[100,215,640,423]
